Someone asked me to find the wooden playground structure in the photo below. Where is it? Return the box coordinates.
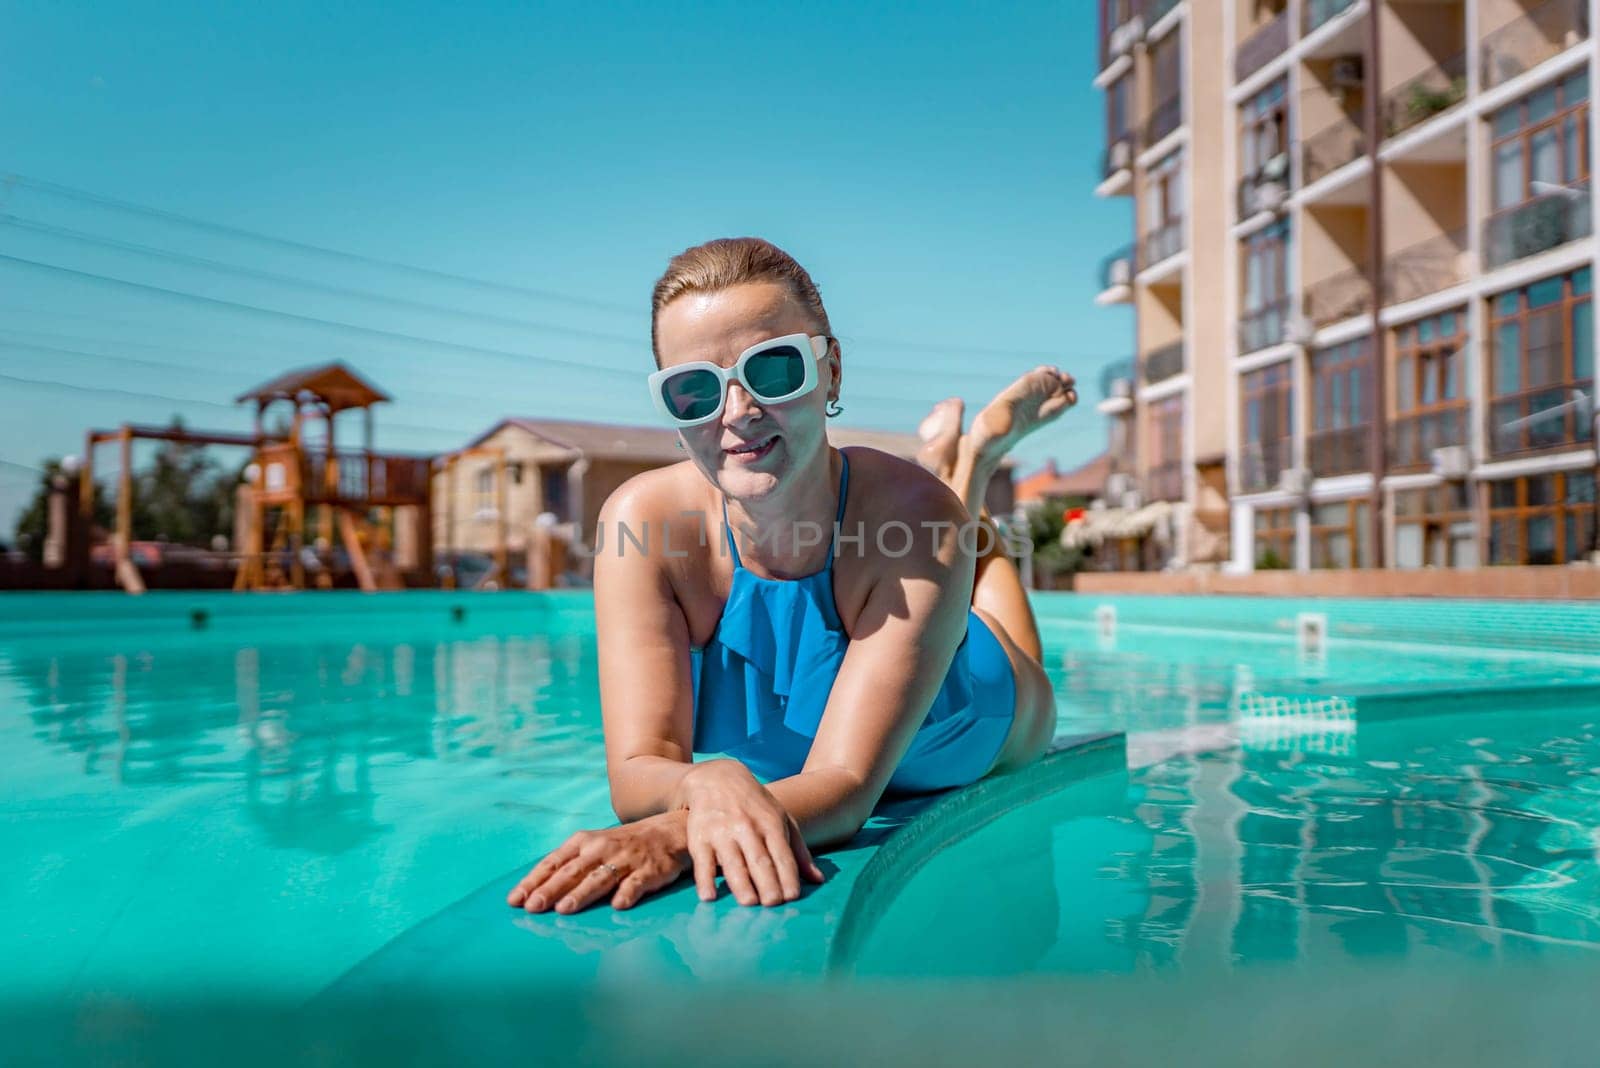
[70,363,512,593]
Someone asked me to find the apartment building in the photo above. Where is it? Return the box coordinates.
[1093,0,1596,574]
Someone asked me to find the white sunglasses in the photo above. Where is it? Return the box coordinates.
[647,333,832,428]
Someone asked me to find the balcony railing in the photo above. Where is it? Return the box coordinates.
[1388,405,1468,469]
[1483,180,1593,268]
[1301,114,1366,186]
[303,451,434,506]
[1146,461,1185,502]
[1100,243,1137,291]
[1239,437,1293,493]
[1383,50,1468,137]
[1100,4,1145,71]
[1384,228,1469,306]
[1142,340,1185,385]
[1103,132,1138,179]
[1304,0,1356,34]
[1488,379,1595,455]
[1143,94,1183,147]
[1236,10,1289,83]
[1140,217,1185,268]
[1304,264,1372,327]
[1101,357,1137,399]
[1239,296,1291,353]
[1308,425,1371,477]
[1480,0,1590,92]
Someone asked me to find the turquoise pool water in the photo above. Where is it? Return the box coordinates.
[2,591,1599,1007]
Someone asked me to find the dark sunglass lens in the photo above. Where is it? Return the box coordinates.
[745,346,805,398]
[662,370,723,420]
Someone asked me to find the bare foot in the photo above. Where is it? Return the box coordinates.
[950,366,1077,516]
[916,397,964,481]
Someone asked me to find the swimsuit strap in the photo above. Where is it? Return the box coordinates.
[719,451,850,573]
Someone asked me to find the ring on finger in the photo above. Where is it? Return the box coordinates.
[598,862,620,875]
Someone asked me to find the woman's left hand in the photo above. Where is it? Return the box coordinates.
[507,811,692,914]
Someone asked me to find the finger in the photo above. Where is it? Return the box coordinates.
[689,835,719,903]
[761,823,802,901]
[612,866,676,911]
[788,820,826,884]
[735,828,785,907]
[507,840,580,906]
[555,863,624,915]
[716,839,759,907]
[524,855,595,913]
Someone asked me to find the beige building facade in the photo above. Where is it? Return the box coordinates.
[1093,0,1596,573]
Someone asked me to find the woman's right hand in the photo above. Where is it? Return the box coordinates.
[673,759,825,907]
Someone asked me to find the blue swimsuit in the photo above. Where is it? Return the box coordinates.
[689,451,1018,794]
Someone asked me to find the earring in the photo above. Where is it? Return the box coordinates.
[675,439,684,450]
[826,400,843,418]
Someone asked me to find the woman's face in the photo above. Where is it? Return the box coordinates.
[654,281,840,503]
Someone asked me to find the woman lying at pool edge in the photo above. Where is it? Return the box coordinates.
[508,237,1076,915]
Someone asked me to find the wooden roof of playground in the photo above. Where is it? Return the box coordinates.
[235,363,391,413]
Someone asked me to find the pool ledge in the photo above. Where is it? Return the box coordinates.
[318,730,1125,996]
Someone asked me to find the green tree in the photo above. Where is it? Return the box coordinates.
[1023,495,1088,584]
[11,459,115,561]
[128,417,244,546]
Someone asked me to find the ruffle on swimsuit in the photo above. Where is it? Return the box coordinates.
[689,450,1017,794]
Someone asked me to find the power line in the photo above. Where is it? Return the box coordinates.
[2,170,1107,365]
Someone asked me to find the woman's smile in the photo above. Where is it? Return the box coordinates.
[723,434,779,464]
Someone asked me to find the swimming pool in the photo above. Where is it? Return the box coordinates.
[3,591,1599,1053]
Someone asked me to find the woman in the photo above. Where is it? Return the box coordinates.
[508,238,1076,915]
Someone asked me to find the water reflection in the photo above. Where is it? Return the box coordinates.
[3,625,602,854]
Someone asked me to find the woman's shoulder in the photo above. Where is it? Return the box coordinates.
[599,460,711,525]
[838,446,967,528]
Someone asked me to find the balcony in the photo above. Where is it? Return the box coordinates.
[1100,358,1137,399]
[1237,154,1292,220]
[1100,5,1145,72]
[1385,228,1469,306]
[1103,133,1137,180]
[1146,460,1185,502]
[1301,115,1366,186]
[1304,0,1357,35]
[1143,94,1183,148]
[1481,0,1590,92]
[1388,405,1468,469]
[1140,217,1186,270]
[1483,180,1593,269]
[1142,340,1185,385]
[1239,437,1294,493]
[1236,10,1290,83]
[1488,379,1595,455]
[1304,264,1372,327]
[1098,244,1137,304]
[1307,425,1371,477]
[1239,297,1291,354]
[303,450,434,506]
[1383,51,1468,139]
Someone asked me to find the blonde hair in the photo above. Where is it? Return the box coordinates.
[650,237,832,362]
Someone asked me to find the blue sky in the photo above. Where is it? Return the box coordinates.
[0,0,1131,538]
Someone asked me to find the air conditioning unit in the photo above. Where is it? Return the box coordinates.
[1285,315,1316,347]
[1331,57,1364,89]
[1110,375,1133,400]
[1110,16,1145,58]
[1107,256,1133,287]
[1109,139,1132,171]
[1105,472,1133,500]
[1252,181,1288,215]
[1430,446,1471,480]
[1277,466,1312,497]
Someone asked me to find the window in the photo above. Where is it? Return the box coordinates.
[1241,78,1289,179]
[1143,151,1186,263]
[1146,33,1183,144]
[541,465,570,521]
[1146,395,1184,501]
[1240,361,1294,492]
[1486,70,1591,265]
[1240,218,1291,352]
[1486,267,1593,455]
[1109,75,1132,143]
[1254,504,1296,569]
[1487,470,1596,565]
[474,467,495,512]
[1310,499,1372,569]
[1309,337,1372,476]
[1394,483,1476,569]
[1390,310,1469,469]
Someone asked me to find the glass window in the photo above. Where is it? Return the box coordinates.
[1526,474,1556,506]
[1576,267,1593,296]
[1493,143,1522,209]
[1528,276,1564,308]
[1494,323,1522,393]
[1574,302,1594,379]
